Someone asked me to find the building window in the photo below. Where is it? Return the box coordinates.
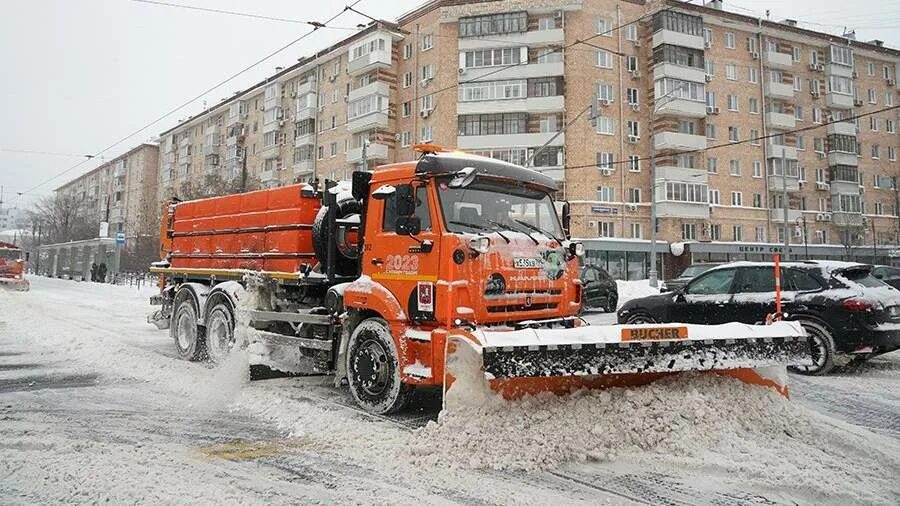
[707,157,717,173]
[706,123,716,139]
[652,11,703,36]
[463,47,521,68]
[457,112,525,136]
[599,222,615,238]
[630,223,642,239]
[889,146,896,161]
[628,155,640,172]
[626,56,638,72]
[459,79,527,102]
[403,72,413,88]
[530,77,563,97]
[596,17,613,35]
[626,120,640,137]
[401,101,410,118]
[748,97,759,113]
[403,43,412,60]
[731,191,743,206]
[710,224,721,241]
[725,64,736,80]
[728,127,739,142]
[748,67,758,83]
[753,161,763,177]
[749,129,760,146]
[400,131,410,147]
[725,32,735,48]
[682,223,697,240]
[703,28,713,47]
[422,33,434,50]
[886,93,894,107]
[868,88,877,104]
[629,187,642,203]
[539,114,558,133]
[755,226,766,242]
[793,76,802,92]
[597,186,615,202]
[730,159,740,176]
[732,225,743,241]
[709,189,720,205]
[596,50,613,69]
[727,94,738,111]
[596,116,614,135]
[459,11,526,37]
[872,144,880,159]
[829,45,853,66]
[597,82,614,102]
[627,88,639,105]
[653,44,705,69]
[625,24,638,41]
[596,152,614,170]
[870,116,879,132]
[665,182,708,203]
[795,105,803,120]
[655,78,706,102]
[420,125,433,142]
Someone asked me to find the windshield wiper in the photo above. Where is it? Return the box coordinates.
[482,219,512,243]
[448,220,489,232]
[513,219,562,244]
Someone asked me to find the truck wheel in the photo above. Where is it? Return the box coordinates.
[346,318,411,415]
[171,292,205,361]
[205,301,235,365]
[789,320,836,375]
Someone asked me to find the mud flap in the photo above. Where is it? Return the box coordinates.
[443,322,811,410]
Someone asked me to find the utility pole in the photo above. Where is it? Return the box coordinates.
[361,138,369,172]
[781,147,790,261]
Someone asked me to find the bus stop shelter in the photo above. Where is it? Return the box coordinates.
[38,237,120,281]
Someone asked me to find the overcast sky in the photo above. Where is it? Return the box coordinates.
[1,0,897,212]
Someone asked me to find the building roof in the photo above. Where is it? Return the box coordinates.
[54,143,158,192]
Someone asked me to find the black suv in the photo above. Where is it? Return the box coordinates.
[617,261,900,374]
[580,265,618,312]
[873,265,900,290]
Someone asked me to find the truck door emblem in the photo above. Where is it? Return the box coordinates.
[417,282,434,312]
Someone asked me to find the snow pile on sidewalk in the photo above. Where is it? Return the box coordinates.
[410,373,900,504]
[615,279,659,308]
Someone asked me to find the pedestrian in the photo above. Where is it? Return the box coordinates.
[98,263,107,283]
[90,262,98,282]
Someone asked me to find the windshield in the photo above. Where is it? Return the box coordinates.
[0,249,22,261]
[838,268,886,288]
[681,264,716,278]
[436,178,563,238]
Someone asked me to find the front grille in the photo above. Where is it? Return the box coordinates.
[486,303,558,313]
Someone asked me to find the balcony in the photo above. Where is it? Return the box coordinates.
[767,174,801,193]
[827,151,858,167]
[833,211,864,227]
[457,28,563,50]
[656,201,710,219]
[826,121,857,137]
[347,142,388,164]
[348,49,391,75]
[346,111,389,134]
[652,30,705,51]
[766,111,796,130]
[294,132,315,146]
[826,92,854,109]
[456,132,565,151]
[462,61,563,82]
[457,95,564,115]
[824,63,853,78]
[769,208,803,222]
[260,169,276,182]
[652,62,706,84]
[655,166,707,183]
[830,180,860,194]
[292,159,313,176]
[348,81,390,103]
[764,50,793,70]
[765,81,794,100]
[766,143,798,160]
[293,80,317,97]
[653,132,707,152]
[654,98,707,118]
[295,105,317,122]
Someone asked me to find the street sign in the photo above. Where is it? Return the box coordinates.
[116,232,126,245]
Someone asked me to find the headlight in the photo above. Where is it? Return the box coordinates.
[468,236,490,255]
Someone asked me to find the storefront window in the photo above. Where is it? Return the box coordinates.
[627,252,644,280]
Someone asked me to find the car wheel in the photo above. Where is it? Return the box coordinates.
[346,318,411,415]
[171,290,205,361]
[604,294,618,313]
[625,312,656,324]
[789,320,836,375]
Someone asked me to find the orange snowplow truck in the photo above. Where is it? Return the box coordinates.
[149,148,811,414]
[0,241,29,291]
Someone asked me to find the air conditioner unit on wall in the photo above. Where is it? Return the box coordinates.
[630,103,640,112]
[627,203,638,212]
[705,74,713,82]
[631,70,641,79]
[600,168,612,176]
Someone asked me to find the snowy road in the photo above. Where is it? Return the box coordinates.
[1,277,899,505]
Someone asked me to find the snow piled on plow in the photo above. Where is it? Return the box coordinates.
[411,373,900,504]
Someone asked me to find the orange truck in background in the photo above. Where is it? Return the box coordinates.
[0,241,29,291]
[148,148,809,414]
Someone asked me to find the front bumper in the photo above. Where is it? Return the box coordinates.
[0,277,29,291]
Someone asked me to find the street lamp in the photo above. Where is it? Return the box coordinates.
[794,215,809,260]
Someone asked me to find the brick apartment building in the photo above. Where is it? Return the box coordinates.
[55,143,159,241]
[151,0,898,270]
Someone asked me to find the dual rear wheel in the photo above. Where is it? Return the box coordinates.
[170,290,236,364]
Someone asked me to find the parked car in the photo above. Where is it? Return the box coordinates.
[660,263,723,292]
[872,265,900,290]
[617,261,900,375]
[580,265,618,313]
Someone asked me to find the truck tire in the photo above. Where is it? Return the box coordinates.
[171,291,205,361]
[205,301,235,365]
[312,195,361,276]
[789,320,836,375]
[346,318,411,414]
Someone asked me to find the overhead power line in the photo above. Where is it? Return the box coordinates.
[0,149,93,158]
[129,0,362,29]
[20,0,366,196]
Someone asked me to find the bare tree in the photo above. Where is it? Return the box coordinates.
[27,193,95,244]
[175,173,260,202]
[838,224,866,261]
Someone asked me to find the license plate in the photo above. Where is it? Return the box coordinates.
[621,326,689,341]
[513,257,542,269]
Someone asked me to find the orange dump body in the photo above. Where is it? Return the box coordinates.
[164,185,321,272]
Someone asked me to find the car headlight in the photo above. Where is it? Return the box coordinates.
[468,236,490,255]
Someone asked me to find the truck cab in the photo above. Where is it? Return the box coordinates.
[0,242,30,291]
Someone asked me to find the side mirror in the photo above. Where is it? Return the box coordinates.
[874,272,884,279]
[351,170,372,201]
[395,184,415,216]
[561,201,571,238]
[395,216,421,236]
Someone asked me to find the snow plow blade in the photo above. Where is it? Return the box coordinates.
[0,278,30,291]
[443,321,811,409]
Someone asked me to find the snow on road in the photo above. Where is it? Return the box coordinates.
[1,276,899,504]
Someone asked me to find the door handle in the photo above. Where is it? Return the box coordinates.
[371,257,383,265]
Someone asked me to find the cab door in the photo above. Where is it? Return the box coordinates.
[676,267,737,324]
[364,181,441,322]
